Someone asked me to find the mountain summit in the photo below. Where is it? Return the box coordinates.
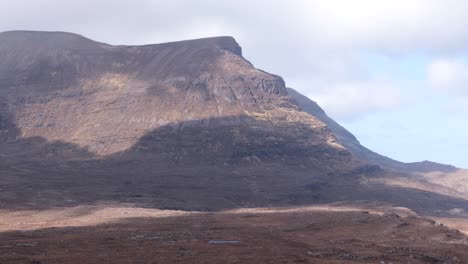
[0,31,466,213]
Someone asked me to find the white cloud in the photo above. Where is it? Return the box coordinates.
[427,59,468,95]
[4,0,468,53]
[463,98,468,112]
[426,59,468,112]
[300,0,468,54]
[292,77,403,120]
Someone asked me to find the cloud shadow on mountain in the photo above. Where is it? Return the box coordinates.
[0,114,467,217]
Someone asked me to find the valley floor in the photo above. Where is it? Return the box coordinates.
[0,203,467,264]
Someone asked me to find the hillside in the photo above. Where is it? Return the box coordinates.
[0,31,467,216]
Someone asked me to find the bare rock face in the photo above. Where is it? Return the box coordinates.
[0,31,343,164]
[0,31,466,213]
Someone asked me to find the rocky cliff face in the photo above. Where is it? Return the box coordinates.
[0,31,466,213]
[0,31,348,166]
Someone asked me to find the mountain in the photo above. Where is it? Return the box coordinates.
[0,30,467,215]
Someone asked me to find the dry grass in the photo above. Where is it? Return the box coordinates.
[0,203,467,264]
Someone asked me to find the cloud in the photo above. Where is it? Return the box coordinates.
[292,77,403,120]
[427,59,468,95]
[301,0,468,54]
[426,59,468,112]
[462,98,468,112]
[4,0,468,53]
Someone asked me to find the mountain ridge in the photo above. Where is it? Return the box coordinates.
[0,30,466,215]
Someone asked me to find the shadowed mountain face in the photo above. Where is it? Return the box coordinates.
[0,31,467,214]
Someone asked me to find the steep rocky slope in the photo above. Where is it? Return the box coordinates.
[0,31,467,214]
[0,31,340,161]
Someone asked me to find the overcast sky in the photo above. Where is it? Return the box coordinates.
[1,0,467,167]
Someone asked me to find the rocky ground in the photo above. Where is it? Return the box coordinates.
[0,203,467,264]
